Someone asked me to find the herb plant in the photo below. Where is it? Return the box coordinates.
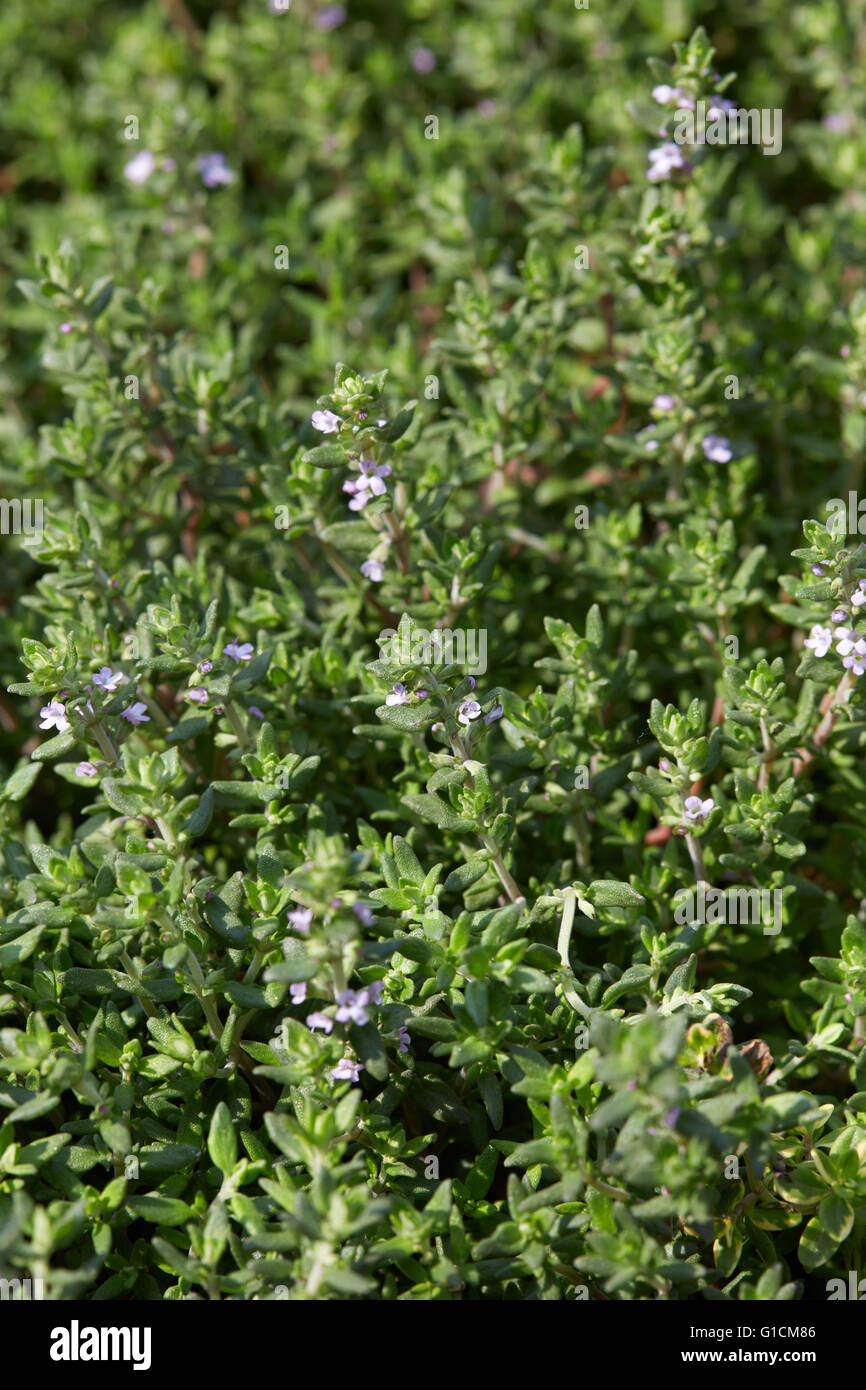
[1,1,865,1302]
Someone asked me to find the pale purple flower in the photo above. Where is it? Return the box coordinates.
[313,4,346,29]
[336,989,371,1026]
[288,905,313,933]
[707,97,737,118]
[823,113,852,134]
[653,393,675,411]
[702,434,733,464]
[397,1025,411,1053]
[198,659,213,674]
[484,702,504,725]
[60,322,73,334]
[39,701,70,733]
[187,687,209,704]
[365,980,384,1004]
[223,638,254,662]
[683,795,715,822]
[804,625,833,658]
[676,96,696,111]
[457,699,482,725]
[352,903,375,927]
[312,409,341,433]
[639,422,659,452]
[124,149,156,184]
[831,608,848,624]
[659,759,670,772]
[290,982,307,1005]
[386,683,410,706]
[835,627,861,657]
[161,157,176,171]
[477,100,496,118]
[92,666,124,692]
[810,563,824,576]
[651,85,683,105]
[841,345,851,358]
[76,761,98,778]
[842,638,866,674]
[249,706,264,719]
[646,141,690,182]
[198,152,234,187]
[121,702,150,725]
[411,47,436,73]
[307,1011,333,1033]
[361,559,384,582]
[342,458,391,511]
[331,1057,363,1082]
[853,589,866,609]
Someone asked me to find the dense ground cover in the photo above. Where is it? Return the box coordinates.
[1,0,866,1301]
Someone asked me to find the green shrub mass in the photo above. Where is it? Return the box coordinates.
[1,0,866,1302]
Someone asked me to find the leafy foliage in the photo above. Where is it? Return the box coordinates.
[0,1,865,1302]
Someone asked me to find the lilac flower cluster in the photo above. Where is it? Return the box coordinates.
[124,150,234,188]
[806,584,866,676]
[36,640,259,749]
[646,81,737,183]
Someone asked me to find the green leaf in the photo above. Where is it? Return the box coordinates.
[101,779,144,816]
[184,786,214,837]
[301,443,349,468]
[0,925,44,966]
[207,1102,238,1176]
[401,793,474,833]
[125,1196,196,1227]
[2,762,42,801]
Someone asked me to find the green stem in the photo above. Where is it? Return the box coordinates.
[119,950,157,1018]
[224,700,251,749]
[556,888,592,1019]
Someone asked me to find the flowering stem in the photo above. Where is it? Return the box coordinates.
[556,888,592,1020]
[332,958,347,998]
[757,717,775,791]
[224,700,251,749]
[684,832,707,884]
[383,509,410,576]
[793,668,856,777]
[448,729,524,903]
[91,721,119,767]
[482,836,524,904]
[572,806,591,872]
[584,1174,631,1202]
[243,948,266,984]
[119,950,157,1019]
